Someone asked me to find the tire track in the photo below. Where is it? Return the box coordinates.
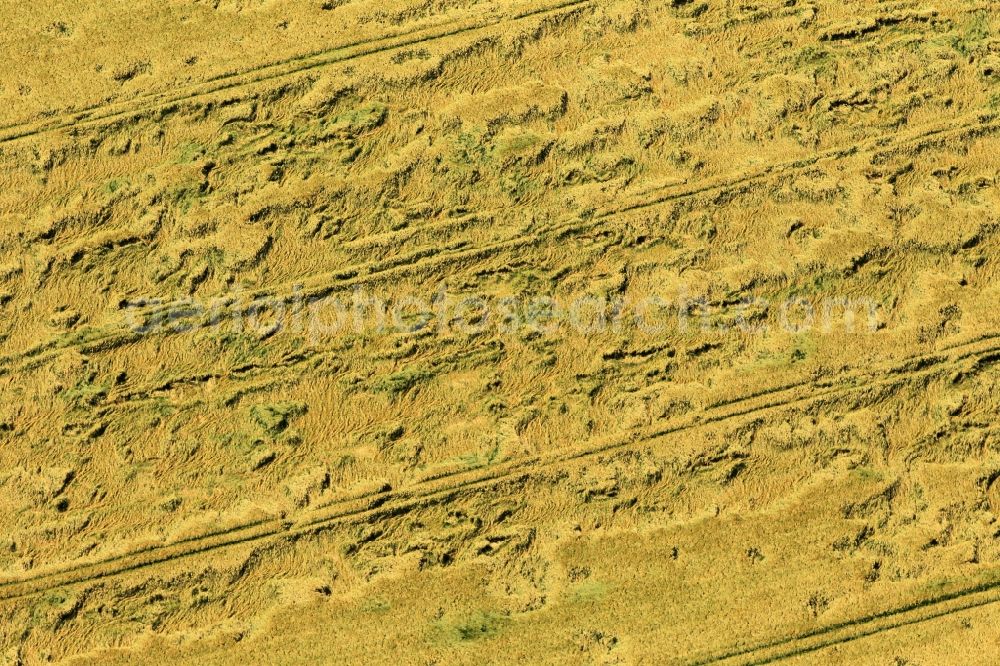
[109,105,997,315]
[600,108,1000,219]
[690,574,1000,665]
[1,331,997,603]
[0,225,552,380]
[0,0,596,146]
[158,109,1000,318]
[4,109,998,381]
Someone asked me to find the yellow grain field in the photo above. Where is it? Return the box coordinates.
[2,0,1000,663]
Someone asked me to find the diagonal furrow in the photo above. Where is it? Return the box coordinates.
[601,109,1000,219]
[691,572,1000,665]
[0,0,596,146]
[5,109,996,379]
[0,331,996,602]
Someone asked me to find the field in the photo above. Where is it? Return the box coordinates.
[2,0,1000,663]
